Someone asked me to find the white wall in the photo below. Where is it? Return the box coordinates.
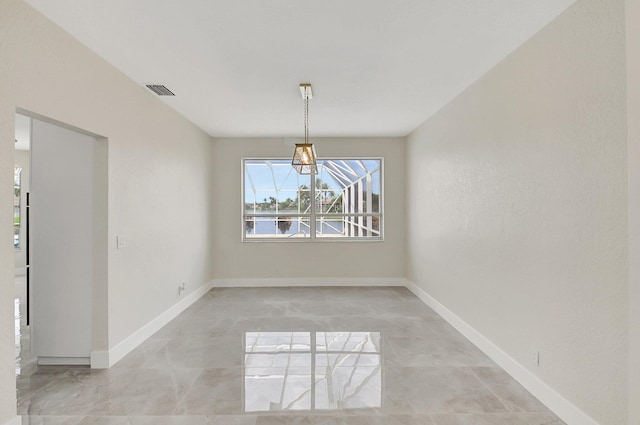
[211,137,405,281]
[0,0,213,422]
[406,0,627,424]
[627,0,640,423]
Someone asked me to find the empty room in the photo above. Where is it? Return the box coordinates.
[0,0,638,424]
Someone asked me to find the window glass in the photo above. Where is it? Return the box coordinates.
[243,158,382,241]
[14,167,22,249]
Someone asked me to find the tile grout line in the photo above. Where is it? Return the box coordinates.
[467,366,513,413]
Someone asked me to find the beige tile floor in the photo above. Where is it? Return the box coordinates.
[18,287,565,424]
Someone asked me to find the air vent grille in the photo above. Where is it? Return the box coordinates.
[146,85,175,96]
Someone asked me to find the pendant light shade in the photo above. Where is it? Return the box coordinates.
[292,143,318,175]
[292,83,317,174]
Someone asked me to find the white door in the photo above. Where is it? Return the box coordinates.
[31,119,94,364]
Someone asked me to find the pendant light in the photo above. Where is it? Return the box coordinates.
[292,83,318,175]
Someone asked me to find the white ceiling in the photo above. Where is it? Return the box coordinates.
[23,0,575,138]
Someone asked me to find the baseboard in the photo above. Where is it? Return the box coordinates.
[94,280,215,368]
[37,357,90,366]
[3,416,21,425]
[404,280,600,425]
[90,350,109,369]
[212,277,406,287]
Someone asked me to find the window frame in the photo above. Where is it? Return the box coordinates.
[241,157,384,243]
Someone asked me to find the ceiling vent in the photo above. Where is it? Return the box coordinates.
[145,84,175,96]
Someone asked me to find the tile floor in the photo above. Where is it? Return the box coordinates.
[18,287,565,424]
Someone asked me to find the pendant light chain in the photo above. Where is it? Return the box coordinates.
[304,91,309,144]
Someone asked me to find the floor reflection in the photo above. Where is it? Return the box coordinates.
[243,331,381,413]
[14,273,36,377]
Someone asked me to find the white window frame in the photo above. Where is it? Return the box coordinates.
[241,157,384,242]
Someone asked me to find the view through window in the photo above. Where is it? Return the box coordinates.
[243,159,382,240]
[14,167,22,249]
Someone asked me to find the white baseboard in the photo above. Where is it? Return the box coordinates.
[37,357,90,366]
[93,280,215,369]
[90,350,110,369]
[404,280,600,425]
[3,416,21,425]
[212,277,405,288]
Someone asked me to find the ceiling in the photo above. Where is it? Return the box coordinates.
[23,0,575,138]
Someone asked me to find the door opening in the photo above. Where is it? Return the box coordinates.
[13,110,108,371]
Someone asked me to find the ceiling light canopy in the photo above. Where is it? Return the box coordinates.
[292,83,318,175]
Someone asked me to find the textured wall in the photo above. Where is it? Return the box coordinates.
[627,0,640,423]
[211,137,406,281]
[0,0,213,421]
[406,0,627,424]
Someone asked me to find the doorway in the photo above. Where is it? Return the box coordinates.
[13,113,33,375]
[14,111,108,371]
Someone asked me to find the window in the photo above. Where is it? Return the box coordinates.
[14,167,22,249]
[243,159,383,241]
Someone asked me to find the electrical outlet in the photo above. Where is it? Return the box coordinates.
[116,235,128,249]
[178,282,186,295]
[531,351,540,366]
